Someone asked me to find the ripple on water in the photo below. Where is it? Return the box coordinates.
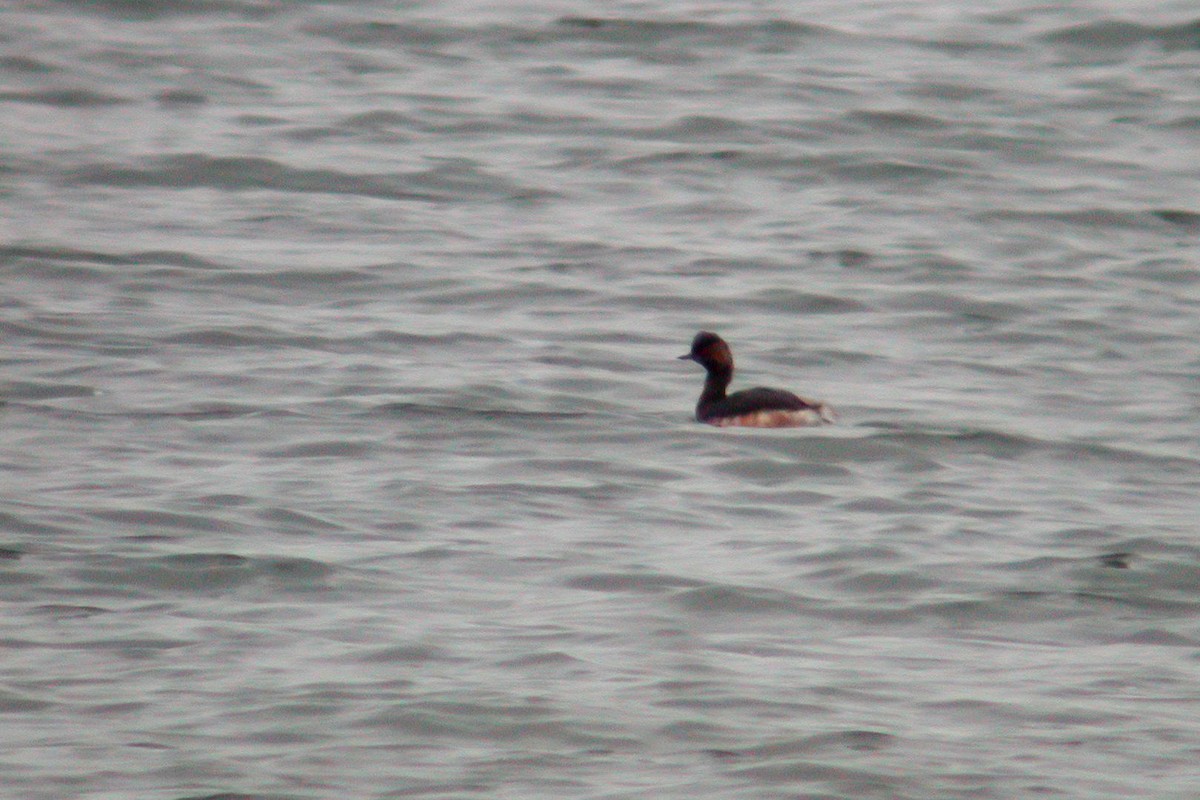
[68,553,335,596]
[674,582,812,615]
[1040,18,1200,51]
[64,154,542,202]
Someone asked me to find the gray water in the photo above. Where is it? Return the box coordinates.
[2,1,1200,798]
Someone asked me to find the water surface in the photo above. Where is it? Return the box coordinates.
[2,1,1199,798]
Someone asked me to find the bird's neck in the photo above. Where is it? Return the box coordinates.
[700,366,731,404]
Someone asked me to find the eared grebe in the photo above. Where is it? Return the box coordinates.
[678,331,834,427]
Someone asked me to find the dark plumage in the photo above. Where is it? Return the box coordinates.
[678,331,834,427]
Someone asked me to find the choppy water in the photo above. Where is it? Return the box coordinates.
[3,1,1200,798]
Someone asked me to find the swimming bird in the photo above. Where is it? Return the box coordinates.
[679,331,834,427]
